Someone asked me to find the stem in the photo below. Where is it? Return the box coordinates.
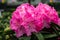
[28,0,31,4]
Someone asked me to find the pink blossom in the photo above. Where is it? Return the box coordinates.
[10,3,44,37]
[10,3,60,38]
[35,3,59,28]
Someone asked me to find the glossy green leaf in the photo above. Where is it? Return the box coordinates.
[43,32,60,38]
[35,33,44,40]
[19,36,31,40]
[43,34,57,38]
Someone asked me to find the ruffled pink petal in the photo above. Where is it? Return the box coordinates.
[15,27,24,38]
[23,25,31,36]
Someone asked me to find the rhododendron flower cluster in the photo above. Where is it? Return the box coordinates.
[35,3,60,28]
[10,3,60,37]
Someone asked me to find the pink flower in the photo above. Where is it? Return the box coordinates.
[35,3,59,28]
[10,3,44,37]
[10,3,60,38]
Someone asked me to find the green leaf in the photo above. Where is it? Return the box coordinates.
[35,33,44,40]
[43,32,60,38]
[19,36,31,40]
[43,34,57,38]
